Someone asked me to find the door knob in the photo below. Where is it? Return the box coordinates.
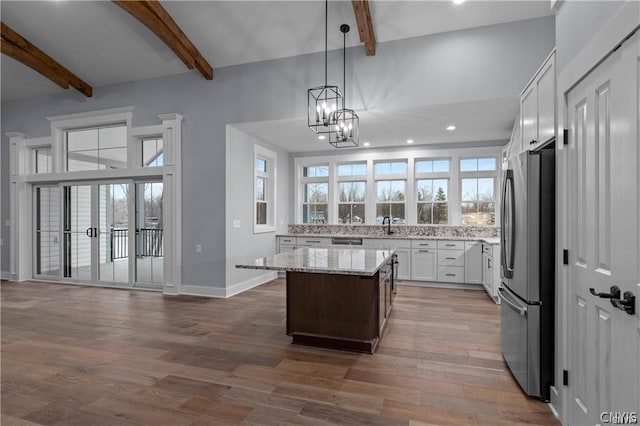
[612,291,636,315]
[589,286,621,299]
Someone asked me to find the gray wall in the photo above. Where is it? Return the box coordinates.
[1,16,555,287]
[555,1,627,73]
[225,126,290,289]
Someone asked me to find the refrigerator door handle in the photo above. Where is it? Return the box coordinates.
[501,169,515,278]
[499,287,527,316]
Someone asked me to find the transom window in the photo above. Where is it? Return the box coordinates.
[66,124,127,171]
[142,138,164,167]
[35,148,52,174]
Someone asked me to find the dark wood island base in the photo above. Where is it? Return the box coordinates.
[286,259,394,354]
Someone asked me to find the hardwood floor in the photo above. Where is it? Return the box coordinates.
[1,280,559,425]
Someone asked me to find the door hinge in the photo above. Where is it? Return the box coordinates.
[563,370,569,386]
[563,249,569,265]
[563,129,569,145]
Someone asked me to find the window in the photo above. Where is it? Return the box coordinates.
[66,124,127,171]
[302,164,329,223]
[415,158,450,224]
[460,157,497,225]
[337,162,366,224]
[141,138,163,167]
[417,179,448,224]
[254,145,277,232]
[35,148,52,173]
[375,160,407,224]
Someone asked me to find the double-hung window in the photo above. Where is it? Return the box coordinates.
[254,145,277,232]
[302,165,329,224]
[460,157,497,225]
[337,162,366,224]
[375,160,407,224]
[415,159,450,224]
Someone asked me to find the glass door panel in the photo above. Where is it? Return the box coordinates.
[63,184,93,281]
[98,183,130,283]
[135,182,163,286]
[35,186,60,277]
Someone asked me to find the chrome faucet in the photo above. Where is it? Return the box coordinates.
[382,216,394,235]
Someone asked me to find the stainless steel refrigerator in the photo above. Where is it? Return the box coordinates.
[500,145,555,402]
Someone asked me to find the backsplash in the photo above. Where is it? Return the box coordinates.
[287,224,499,238]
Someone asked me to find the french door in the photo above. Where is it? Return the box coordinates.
[61,182,132,286]
[34,179,164,289]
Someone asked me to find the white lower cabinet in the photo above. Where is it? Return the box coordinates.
[411,248,437,281]
[364,238,411,280]
[464,241,483,284]
[481,243,501,304]
[437,266,465,283]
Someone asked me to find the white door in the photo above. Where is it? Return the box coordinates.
[567,32,639,424]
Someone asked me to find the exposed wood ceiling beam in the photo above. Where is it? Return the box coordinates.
[0,22,92,96]
[351,0,376,56]
[113,0,213,80]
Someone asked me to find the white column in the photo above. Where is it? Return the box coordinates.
[6,132,32,281]
[158,114,183,295]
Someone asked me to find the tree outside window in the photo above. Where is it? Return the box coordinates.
[417,179,448,224]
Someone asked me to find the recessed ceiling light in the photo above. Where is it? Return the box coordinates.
[318,135,326,140]
[446,125,456,131]
[452,0,465,4]
[406,139,414,144]
[363,142,370,147]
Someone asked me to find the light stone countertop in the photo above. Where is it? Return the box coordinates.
[235,246,395,276]
[278,234,501,245]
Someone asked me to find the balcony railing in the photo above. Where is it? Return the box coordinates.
[110,228,163,260]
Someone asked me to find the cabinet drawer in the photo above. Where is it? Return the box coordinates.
[297,237,331,245]
[279,237,296,244]
[438,266,465,283]
[437,249,465,267]
[482,243,493,255]
[411,240,436,249]
[278,244,296,253]
[364,238,410,249]
[437,240,465,250]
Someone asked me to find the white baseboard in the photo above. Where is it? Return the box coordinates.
[226,271,277,298]
[179,284,227,298]
[179,272,277,298]
[1,271,13,280]
[399,280,484,291]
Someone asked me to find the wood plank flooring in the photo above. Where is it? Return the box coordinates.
[1,280,559,425]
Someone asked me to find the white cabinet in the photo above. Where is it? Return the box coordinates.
[411,248,437,281]
[464,241,483,285]
[436,240,464,283]
[364,238,411,280]
[296,237,331,247]
[481,243,501,304]
[519,51,556,153]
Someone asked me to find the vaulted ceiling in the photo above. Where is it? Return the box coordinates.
[1,1,552,102]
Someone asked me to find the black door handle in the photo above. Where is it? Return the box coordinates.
[612,291,635,315]
[589,286,621,299]
[94,227,98,238]
[86,228,93,237]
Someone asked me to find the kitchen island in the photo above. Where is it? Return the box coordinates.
[236,246,395,353]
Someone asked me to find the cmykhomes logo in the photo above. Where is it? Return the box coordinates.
[600,412,638,424]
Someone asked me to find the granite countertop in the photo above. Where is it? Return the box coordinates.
[235,246,395,276]
[278,234,501,245]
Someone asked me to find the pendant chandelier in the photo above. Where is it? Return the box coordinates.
[307,0,342,136]
[329,24,359,148]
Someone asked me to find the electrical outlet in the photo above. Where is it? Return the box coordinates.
[232,220,241,228]
[195,244,202,253]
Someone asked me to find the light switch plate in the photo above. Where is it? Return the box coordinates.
[232,220,241,228]
[195,244,202,253]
